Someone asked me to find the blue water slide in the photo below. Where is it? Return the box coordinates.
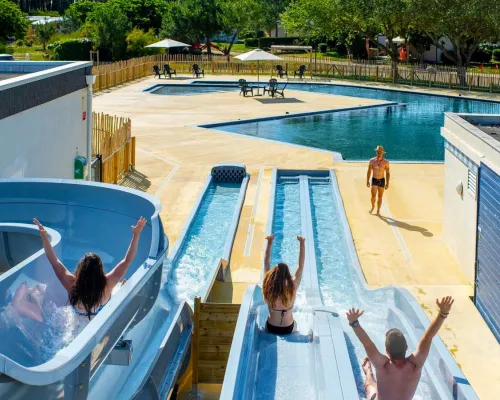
[90,164,249,400]
[0,164,248,400]
[222,170,478,400]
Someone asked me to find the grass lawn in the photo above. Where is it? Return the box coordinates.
[12,45,48,61]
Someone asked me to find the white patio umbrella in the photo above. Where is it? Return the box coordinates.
[233,49,282,83]
[145,39,190,49]
[145,39,191,58]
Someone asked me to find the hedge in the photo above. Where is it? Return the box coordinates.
[244,38,259,47]
[52,39,93,61]
[318,43,327,53]
[493,49,500,62]
[258,37,300,49]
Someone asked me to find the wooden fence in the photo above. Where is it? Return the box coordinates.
[191,297,240,387]
[92,54,500,93]
[92,112,135,184]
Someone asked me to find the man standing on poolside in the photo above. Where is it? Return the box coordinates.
[367,145,390,214]
[346,296,454,400]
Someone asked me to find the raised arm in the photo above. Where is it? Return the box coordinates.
[347,308,388,368]
[366,161,373,188]
[33,218,74,291]
[264,235,274,274]
[385,162,390,189]
[411,296,454,369]
[106,217,147,289]
[293,236,306,289]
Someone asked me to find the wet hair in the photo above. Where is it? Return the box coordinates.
[69,253,107,320]
[263,263,294,308]
[385,328,408,360]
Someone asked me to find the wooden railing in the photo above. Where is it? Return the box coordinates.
[191,297,240,387]
[92,55,500,93]
[92,112,135,184]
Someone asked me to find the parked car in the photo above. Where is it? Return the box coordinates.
[0,54,15,61]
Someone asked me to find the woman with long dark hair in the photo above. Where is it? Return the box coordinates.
[262,234,305,335]
[33,217,146,319]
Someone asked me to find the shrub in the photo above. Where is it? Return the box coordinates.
[244,37,258,47]
[16,39,23,46]
[0,41,13,54]
[493,49,500,62]
[52,38,93,60]
[25,40,32,47]
[318,43,327,53]
[126,29,160,57]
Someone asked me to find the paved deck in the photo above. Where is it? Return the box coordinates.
[94,76,497,399]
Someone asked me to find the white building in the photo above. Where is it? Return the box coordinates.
[0,61,94,179]
[441,112,500,341]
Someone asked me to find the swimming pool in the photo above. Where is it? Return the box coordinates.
[149,84,238,96]
[201,82,500,161]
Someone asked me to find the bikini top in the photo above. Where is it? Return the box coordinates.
[72,296,111,318]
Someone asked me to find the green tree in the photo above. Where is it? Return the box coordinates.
[220,0,265,55]
[0,0,28,40]
[262,0,290,37]
[36,20,56,50]
[62,1,97,32]
[411,0,500,69]
[110,0,168,33]
[161,0,225,56]
[88,2,131,61]
[282,0,413,63]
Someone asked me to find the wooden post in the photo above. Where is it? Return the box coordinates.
[131,136,136,168]
[192,296,201,396]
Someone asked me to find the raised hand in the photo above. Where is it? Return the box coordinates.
[297,235,305,244]
[436,296,454,314]
[346,307,364,324]
[33,218,48,239]
[132,217,147,235]
[265,235,274,244]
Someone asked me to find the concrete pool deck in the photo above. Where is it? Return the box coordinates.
[93,76,498,399]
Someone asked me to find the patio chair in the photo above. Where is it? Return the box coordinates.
[153,65,163,79]
[163,64,177,78]
[238,79,254,97]
[192,64,205,78]
[276,65,288,78]
[294,65,306,79]
[263,78,278,96]
[273,82,287,98]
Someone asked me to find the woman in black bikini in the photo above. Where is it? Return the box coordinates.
[262,234,305,335]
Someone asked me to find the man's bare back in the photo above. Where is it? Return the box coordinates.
[366,357,422,400]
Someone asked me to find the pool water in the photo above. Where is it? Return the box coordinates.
[151,84,238,96]
[207,83,500,161]
[167,182,241,304]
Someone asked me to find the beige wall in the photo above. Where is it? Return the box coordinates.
[0,89,88,179]
[442,148,478,282]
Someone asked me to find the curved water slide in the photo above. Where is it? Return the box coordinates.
[0,164,248,400]
[222,170,479,400]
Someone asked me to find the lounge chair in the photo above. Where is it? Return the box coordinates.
[153,65,163,79]
[263,78,278,96]
[294,65,306,79]
[276,65,288,78]
[164,64,176,78]
[192,64,205,78]
[238,79,254,97]
[273,82,287,98]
